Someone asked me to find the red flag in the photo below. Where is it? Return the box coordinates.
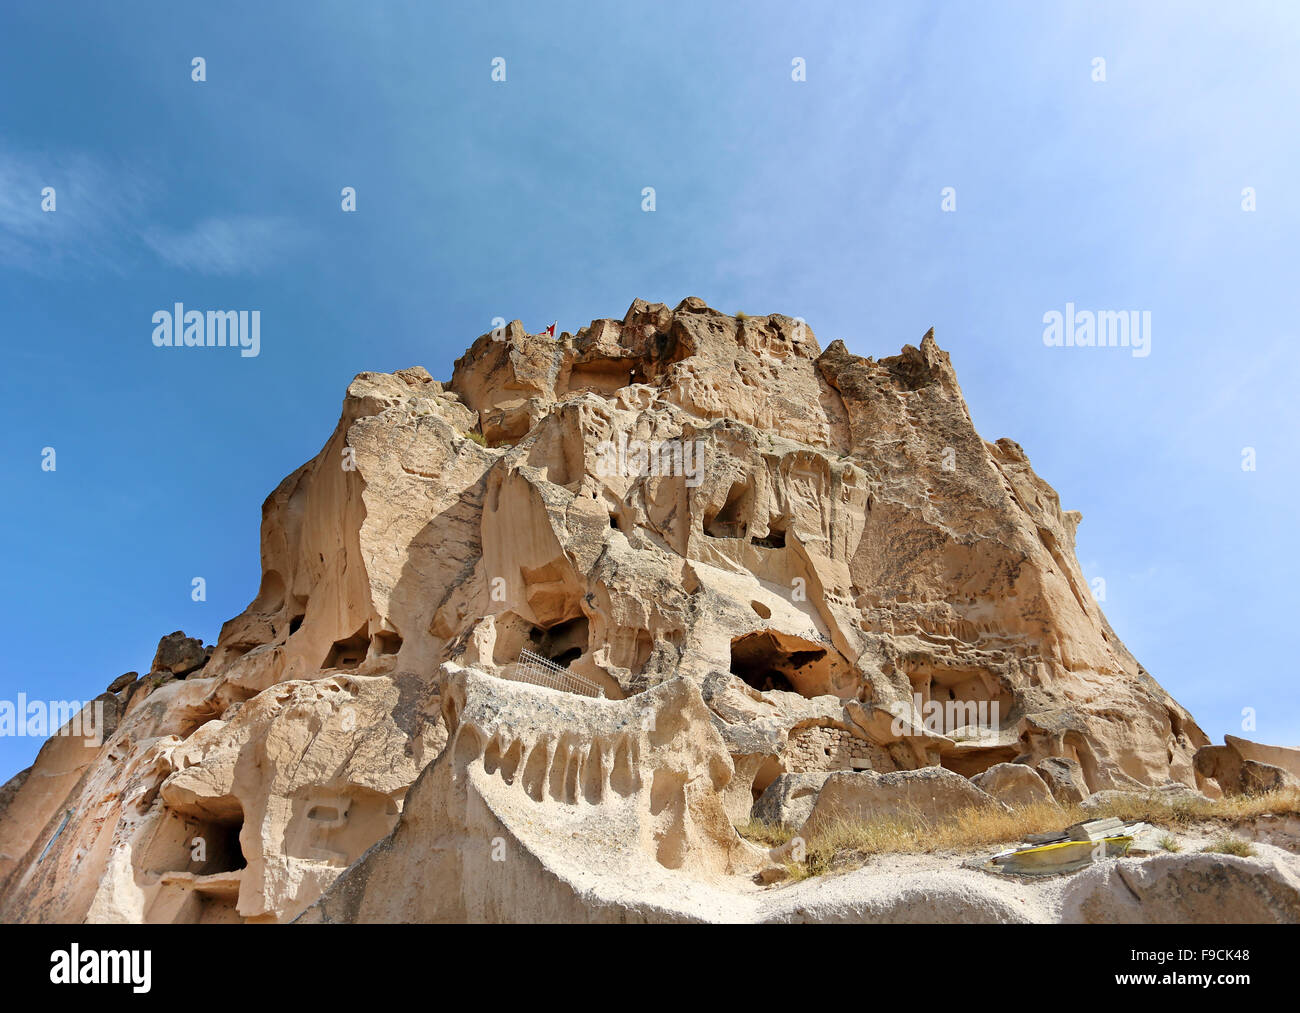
[543,321,557,337]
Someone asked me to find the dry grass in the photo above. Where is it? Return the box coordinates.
[1157,834,1182,853]
[465,431,487,446]
[739,787,1299,880]
[1201,833,1256,857]
[1081,787,1300,827]
[734,818,796,847]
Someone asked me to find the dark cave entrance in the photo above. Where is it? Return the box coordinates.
[529,615,590,667]
[730,631,834,698]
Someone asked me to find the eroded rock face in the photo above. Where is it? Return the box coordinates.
[151,632,210,678]
[972,763,1057,809]
[302,664,760,923]
[752,772,833,827]
[0,298,1218,923]
[1195,736,1300,797]
[802,767,1008,832]
[1223,735,1300,780]
[1062,853,1300,924]
[1035,756,1090,805]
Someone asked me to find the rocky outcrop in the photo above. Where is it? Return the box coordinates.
[215,299,1212,800]
[802,767,1007,831]
[0,298,1229,924]
[302,664,760,923]
[752,772,832,827]
[1223,735,1300,780]
[1079,782,1213,812]
[1195,736,1300,797]
[1061,853,1300,923]
[151,632,210,678]
[1035,756,1090,804]
[972,763,1057,809]
[0,693,121,893]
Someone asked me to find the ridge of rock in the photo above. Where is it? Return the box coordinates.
[0,298,1226,924]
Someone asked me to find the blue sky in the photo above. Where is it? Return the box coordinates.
[2,1,1297,780]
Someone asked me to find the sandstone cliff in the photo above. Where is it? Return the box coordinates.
[0,298,1222,924]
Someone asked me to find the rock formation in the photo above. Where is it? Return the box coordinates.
[0,297,1267,925]
[1194,735,1300,797]
[303,664,759,922]
[971,762,1057,808]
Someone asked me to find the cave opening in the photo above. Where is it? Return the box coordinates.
[372,631,403,656]
[285,594,309,638]
[750,519,787,549]
[703,479,750,539]
[529,615,590,666]
[200,816,248,875]
[730,631,833,697]
[144,801,248,880]
[324,626,369,670]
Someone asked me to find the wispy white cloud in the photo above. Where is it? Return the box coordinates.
[0,149,307,277]
[0,149,148,275]
[141,214,308,276]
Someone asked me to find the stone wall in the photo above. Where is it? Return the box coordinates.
[784,724,883,773]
